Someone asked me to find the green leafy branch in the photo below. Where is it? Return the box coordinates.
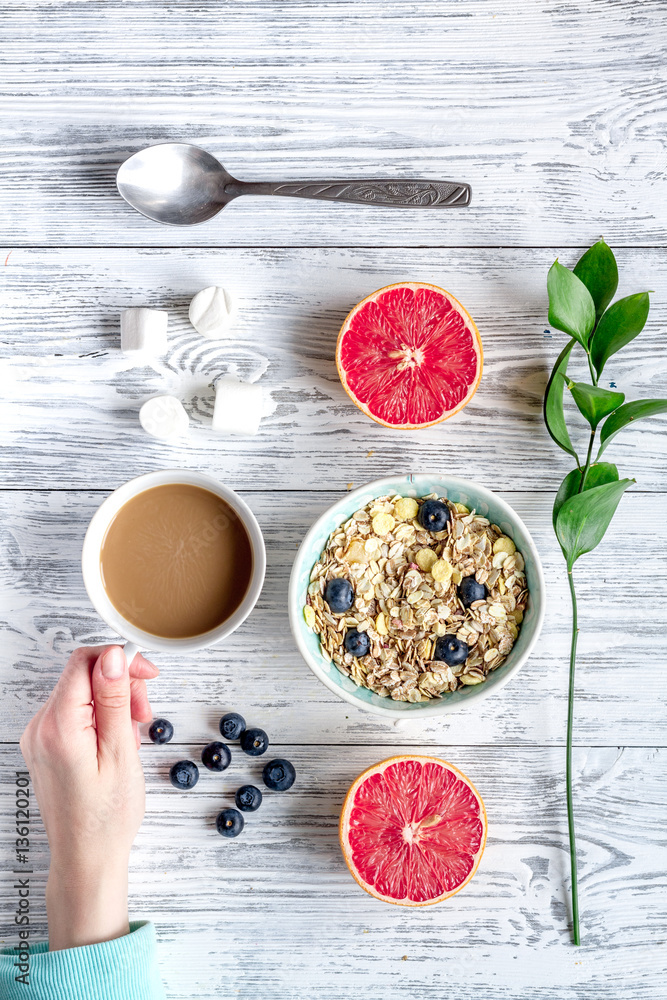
[543,240,667,946]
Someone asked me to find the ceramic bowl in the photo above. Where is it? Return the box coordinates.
[288,474,545,720]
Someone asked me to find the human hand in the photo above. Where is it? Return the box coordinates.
[20,645,159,951]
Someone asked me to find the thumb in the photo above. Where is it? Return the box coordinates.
[92,646,135,759]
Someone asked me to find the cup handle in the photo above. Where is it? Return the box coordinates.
[123,641,142,667]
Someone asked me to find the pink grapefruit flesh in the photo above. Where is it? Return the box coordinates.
[339,755,487,906]
[336,282,483,429]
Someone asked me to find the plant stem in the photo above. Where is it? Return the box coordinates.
[566,568,581,946]
[567,417,593,943]
[564,419,595,943]
[586,350,598,387]
[579,430,596,492]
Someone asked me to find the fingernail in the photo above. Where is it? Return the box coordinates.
[101,647,126,679]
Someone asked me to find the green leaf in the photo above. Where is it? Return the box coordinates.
[565,379,625,430]
[598,398,667,457]
[552,462,619,530]
[573,240,618,322]
[590,292,650,377]
[547,260,596,347]
[556,478,634,568]
[543,339,578,461]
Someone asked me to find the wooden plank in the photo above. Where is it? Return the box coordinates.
[1,746,665,998]
[2,247,667,491]
[2,1,666,247]
[2,489,666,746]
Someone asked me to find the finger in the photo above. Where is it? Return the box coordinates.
[91,646,135,761]
[50,647,156,711]
[130,677,153,724]
[133,720,140,750]
[49,645,107,712]
[129,654,160,680]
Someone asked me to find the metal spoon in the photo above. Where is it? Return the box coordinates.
[116,143,471,226]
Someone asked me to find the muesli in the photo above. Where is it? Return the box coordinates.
[303,493,528,702]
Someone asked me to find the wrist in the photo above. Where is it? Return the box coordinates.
[46,855,130,951]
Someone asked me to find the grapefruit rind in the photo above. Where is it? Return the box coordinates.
[339,754,487,907]
[335,282,483,430]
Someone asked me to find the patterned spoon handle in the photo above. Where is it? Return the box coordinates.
[224,178,471,207]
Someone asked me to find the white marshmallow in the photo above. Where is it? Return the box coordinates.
[189,286,234,339]
[121,308,168,356]
[139,395,189,440]
[212,375,262,436]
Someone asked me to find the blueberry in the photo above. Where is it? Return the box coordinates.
[434,634,469,666]
[216,808,244,838]
[240,727,269,757]
[324,577,355,614]
[262,758,296,792]
[201,741,232,772]
[219,712,246,741]
[458,575,488,607]
[148,718,173,744]
[235,784,263,812]
[169,760,199,790]
[344,629,370,658]
[418,499,451,532]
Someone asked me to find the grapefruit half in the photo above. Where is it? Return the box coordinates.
[336,282,482,429]
[339,755,487,906]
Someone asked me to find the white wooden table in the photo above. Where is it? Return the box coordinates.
[2,3,666,997]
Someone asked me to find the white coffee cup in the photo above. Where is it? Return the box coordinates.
[81,469,266,662]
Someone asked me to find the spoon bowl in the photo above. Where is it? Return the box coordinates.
[117,142,472,226]
[117,143,236,225]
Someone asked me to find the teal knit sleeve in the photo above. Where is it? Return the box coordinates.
[0,920,166,1000]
